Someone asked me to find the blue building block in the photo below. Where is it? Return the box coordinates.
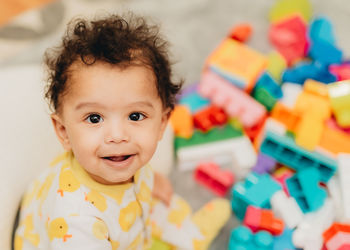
[260,130,337,183]
[231,172,281,220]
[309,16,336,45]
[282,61,337,84]
[308,16,342,65]
[273,228,296,250]
[286,168,327,213]
[179,92,210,113]
[228,226,274,250]
[309,40,343,65]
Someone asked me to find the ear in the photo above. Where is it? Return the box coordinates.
[157,108,171,141]
[51,113,71,151]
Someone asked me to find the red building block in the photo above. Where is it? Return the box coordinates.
[323,223,350,250]
[193,105,228,132]
[194,162,234,196]
[269,14,309,65]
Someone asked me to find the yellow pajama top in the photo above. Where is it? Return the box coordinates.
[15,151,154,250]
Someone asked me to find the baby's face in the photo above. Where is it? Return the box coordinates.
[52,61,168,184]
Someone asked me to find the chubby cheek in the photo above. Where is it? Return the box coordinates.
[135,131,159,162]
[68,128,101,159]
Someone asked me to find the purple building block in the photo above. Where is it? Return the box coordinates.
[252,153,277,174]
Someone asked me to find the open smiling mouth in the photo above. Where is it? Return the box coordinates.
[102,155,133,162]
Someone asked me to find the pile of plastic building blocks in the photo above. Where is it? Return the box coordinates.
[170,0,350,249]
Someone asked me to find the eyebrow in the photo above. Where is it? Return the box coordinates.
[75,101,155,111]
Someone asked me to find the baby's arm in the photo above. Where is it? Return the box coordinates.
[152,171,173,206]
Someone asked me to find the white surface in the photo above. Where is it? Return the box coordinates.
[0,64,62,250]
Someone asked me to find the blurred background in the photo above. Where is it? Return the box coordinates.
[1,0,350,249]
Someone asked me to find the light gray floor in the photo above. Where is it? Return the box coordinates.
[1,0,350,249]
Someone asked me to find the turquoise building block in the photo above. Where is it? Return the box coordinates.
[286,167,327,213]
[273,228,296,250]
[260,131,337,183]
[231,173,281,220]
[179,92,210,113]
[228,226,274,250]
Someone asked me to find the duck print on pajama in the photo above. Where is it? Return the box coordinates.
[14,152,208,249]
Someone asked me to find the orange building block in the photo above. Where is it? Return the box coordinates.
[169,105,193,138]
[271,102,300,132]
[260,209,284,236]
[0,0,54,26]
[228,23,253,43]
[319,121,350,154]
[323,223,350,244]
[206,38,267,92]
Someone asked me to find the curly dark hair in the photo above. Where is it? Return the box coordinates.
[44,13,182,113]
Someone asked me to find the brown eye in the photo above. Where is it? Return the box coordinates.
[129,112,145,121]
[87,114,103,124]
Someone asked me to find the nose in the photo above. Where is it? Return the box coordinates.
[104,120,129,144]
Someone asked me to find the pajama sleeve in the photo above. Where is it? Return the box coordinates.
[47,215,113,250]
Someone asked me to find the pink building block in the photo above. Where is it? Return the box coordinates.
[243,206,261,233]
[329,64,350,81]
[199,70,267,128]
[243,206,284,236]
[272,166,294,196]
[194,162,234,196]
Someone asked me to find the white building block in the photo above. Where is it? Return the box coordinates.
[271,190,304,229]
[176,135,256,179]
[327,175,344,221]
[255,117,286,149]
[292,198,335,250]
[338,153,350,221]
[280,82,303,109]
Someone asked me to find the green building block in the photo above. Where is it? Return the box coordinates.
[253,87,277,111]
[175,124,243,151]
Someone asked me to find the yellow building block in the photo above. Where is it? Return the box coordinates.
[295,114,324,151]
[269,0,312,23]
[206,38,267,92]
[304,79,329,98]
[328,80,350,127]
[294,91,331,120]
[267,51,287,82]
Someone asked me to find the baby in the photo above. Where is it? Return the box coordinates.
[14,14,230,250]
